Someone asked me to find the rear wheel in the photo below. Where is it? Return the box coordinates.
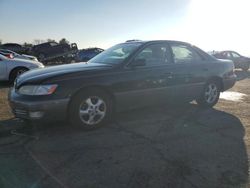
[196,81,220,108]
[9,68,28,83]
[69,89,112,130]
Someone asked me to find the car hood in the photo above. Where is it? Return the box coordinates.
[11,58,42,66]
[16,62,113,87]
[217,59,234,63]
[21,54,37,60]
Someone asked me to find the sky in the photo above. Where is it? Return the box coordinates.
[0,0,250,55]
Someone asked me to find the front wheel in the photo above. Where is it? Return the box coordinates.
[9,68,28,83]
[196,81,220,108]
[69,89,112,130]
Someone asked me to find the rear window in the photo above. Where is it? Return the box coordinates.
[50,42,58,46]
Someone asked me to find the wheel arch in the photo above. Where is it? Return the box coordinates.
[206,76,224,91]
[67,85,116,116]
[9,66,29,80]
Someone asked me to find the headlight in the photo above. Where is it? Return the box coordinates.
[38,63,45,68]
[18,84,58,95]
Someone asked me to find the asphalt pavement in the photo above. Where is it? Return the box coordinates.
[0,103,248,188]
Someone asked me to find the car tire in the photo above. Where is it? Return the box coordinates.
[9,67,28,83]
[241,63,249,72]
[69,89,113,130]
[196,81,221,108]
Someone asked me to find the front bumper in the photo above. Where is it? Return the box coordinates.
[222,75,237,91]
[8,88,70,121]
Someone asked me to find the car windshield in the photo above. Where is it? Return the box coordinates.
[89,43,142,65]
[232,52,241,57]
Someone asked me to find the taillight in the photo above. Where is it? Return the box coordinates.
[6,54,14,59]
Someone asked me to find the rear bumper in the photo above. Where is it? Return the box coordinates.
[222,75,237,91]
[8,88,70,121]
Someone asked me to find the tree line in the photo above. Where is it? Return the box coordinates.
[0,38,70,47]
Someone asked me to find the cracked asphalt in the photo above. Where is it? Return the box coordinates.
[0,71,250,188]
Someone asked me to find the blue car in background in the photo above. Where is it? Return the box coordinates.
[75,48,104,62]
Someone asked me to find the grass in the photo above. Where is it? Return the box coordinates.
[0,88,13,121]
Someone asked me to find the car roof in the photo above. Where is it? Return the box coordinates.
[34,41,58,46]
[2,43,22,46]
[124,40,191,46]
[81,47,104,51]
[220,50,238,53]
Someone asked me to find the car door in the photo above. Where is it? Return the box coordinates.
[168,42,208,101]
[0,56,7,80]
[114,42,177,109]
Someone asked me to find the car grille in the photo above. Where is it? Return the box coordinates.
[13,108,28,118]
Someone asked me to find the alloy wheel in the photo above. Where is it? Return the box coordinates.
[204,83,218,104]
[79,96,107,126]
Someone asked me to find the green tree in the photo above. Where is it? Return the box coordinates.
[0,39,2,45]
[23,42,33,48]
[33,39,45,45]
[59,38,69,44]
[47,39,56,42]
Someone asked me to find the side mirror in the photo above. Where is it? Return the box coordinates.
[130,58,146,67]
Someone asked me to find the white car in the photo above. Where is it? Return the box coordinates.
[0,54,44,82]
[0,49,38,61]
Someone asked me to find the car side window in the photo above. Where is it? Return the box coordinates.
[134,43,169,67]
[224,52,231,58]
[170,44,202,63]
[50,42,58,47]
[231,52,240,58]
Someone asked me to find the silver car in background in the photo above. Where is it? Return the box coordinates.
[0,49,38,61]
[0,54,44,82]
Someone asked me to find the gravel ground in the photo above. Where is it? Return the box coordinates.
[0,70,249,188]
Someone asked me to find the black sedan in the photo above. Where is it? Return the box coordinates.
[31,41,78,61]
[213,51,250,71]
[1,43,27,54]
[9,40,236,130]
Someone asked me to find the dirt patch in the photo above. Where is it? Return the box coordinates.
[0,88,13,121]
